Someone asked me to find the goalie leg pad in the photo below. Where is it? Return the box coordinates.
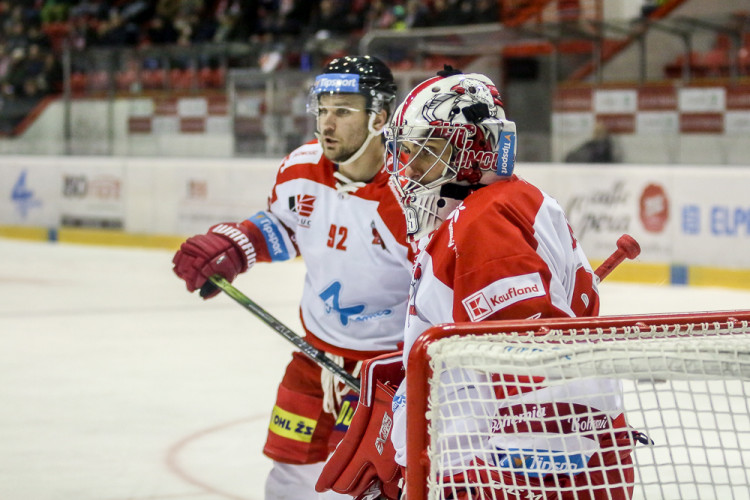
[316,352,405,500]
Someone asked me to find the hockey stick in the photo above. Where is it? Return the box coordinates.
[594,234,641,282]
[206,275,361,393]
[205,234,638,394]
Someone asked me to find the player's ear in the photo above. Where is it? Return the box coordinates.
[372,109,388,133]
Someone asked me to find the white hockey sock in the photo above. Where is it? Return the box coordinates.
[264,460,353,499]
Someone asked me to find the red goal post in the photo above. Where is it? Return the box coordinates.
[405,310,750,499]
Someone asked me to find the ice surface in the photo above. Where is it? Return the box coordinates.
[2,238,750,499]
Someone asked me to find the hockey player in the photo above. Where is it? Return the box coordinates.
[316,69,637,499]
[172,56,414,499]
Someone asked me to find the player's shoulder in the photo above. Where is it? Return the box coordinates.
[276,140,335,185]
[441,176,544,245]
[464,176,545,219]
[279,141,325,172]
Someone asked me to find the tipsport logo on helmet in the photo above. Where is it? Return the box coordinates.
[497,131,515,177]
[314,73,360,94]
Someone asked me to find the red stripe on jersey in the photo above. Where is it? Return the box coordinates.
[270,141,335,206]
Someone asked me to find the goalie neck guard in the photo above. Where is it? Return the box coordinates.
[385,70,517,241]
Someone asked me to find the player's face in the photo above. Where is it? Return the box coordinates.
[399,138,452,186]
[317,94,369,163]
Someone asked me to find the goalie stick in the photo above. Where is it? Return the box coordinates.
[206,275,361,393]
[594,234,641,282]
[204,234,639,395]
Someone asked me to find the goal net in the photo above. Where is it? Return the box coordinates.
[405,311,750,500]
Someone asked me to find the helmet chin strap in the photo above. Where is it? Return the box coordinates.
[337,113,381,166]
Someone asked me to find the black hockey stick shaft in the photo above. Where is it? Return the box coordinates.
[207,275,361,393]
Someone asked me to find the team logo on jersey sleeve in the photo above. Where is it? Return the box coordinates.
[462,272,546,321]
[288,194,316,227]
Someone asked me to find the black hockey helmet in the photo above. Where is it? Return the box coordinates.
[308,55,398,117]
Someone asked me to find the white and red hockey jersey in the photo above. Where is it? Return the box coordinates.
[239,141,414,358]
[400,174,600,361]
[391,176,635,498]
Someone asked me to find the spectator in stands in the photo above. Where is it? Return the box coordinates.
[40,50,63,93]
[403,0,431,29]
[5,46,28,93]
[365,0,397,30]
[25,24,52,50]
[96,8,139,46]
[565,120,621,163]
[212,0,241,43]
[0,42,10,81]
[40,0,71,24]
[69,12,98,50]
[68,0,108,21]
[471,0,501,24]
[143,15,179,45]
[21,43,46,81]
[429,0,465,26]
[307,0,347,37]
[4,21,29,52]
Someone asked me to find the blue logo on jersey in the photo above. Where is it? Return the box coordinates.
[11,170,42,218]
[494,448,587,478]
[496,131,515,177]
[313,73,360,94]
[319,281,365,326]
[392,393,406,413]
[247,212,290,261]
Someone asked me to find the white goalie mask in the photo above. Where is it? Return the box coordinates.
[385,72,517,241]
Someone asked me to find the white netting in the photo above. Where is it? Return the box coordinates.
[420,321,750,500]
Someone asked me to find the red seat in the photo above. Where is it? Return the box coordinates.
[70,72,87,94]
[198,67,226,89]
[115,69,137,91]
[141,69,166,90]
[169,68,195,90]
[88,70,110,91]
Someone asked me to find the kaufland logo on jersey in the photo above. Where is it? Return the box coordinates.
[462,272,545,321]
[314,74,360,93]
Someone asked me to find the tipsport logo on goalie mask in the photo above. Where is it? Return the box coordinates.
[496,131,515,177]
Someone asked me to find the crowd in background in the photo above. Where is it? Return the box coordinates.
[0,0,504,133]
[0,0,500,96]
[1,0,676,134]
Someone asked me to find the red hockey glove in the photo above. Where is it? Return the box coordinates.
[172,223,256,299]
[316,352,405,500]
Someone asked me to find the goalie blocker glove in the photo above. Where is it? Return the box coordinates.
[316,352,405,500]
[172,222,257,298]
